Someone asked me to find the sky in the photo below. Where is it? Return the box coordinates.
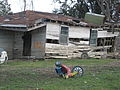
[8,0,60,13]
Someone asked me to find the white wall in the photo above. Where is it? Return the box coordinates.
[46,22,91,40]
[69,26,90,39]
[98,31,119,38]
[46,23,60,40]
[46,22,119,41]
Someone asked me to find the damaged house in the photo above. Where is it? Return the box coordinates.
[0,10,119,59]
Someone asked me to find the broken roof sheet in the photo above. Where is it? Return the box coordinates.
[0,10,100,30]
[0,10,80,26]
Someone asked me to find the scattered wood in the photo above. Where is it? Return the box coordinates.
[45,43,110,59]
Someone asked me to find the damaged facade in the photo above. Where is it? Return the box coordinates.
[0,10,119,59]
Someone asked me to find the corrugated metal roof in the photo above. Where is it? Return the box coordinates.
[0,10,80,26]
[0,10,100,31]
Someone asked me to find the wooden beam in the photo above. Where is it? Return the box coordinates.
[28,24,46,31]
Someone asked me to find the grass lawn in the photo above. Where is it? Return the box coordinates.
[0,59,120,90]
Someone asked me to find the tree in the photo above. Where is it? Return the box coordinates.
[22,0,34,11]
[95,0,120,22]
[71,0,89,18]
[0,0,11,16]
[53,0,103,18]
[53,0,120,22]
[87,0,102,14]
[53,0,89,18]
[96,0,108,21]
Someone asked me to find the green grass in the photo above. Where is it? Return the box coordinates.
[0,59,120,90]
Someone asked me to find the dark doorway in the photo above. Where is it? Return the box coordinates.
[22,32,32,56]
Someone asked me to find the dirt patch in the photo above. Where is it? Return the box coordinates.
[32,67,58,78]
